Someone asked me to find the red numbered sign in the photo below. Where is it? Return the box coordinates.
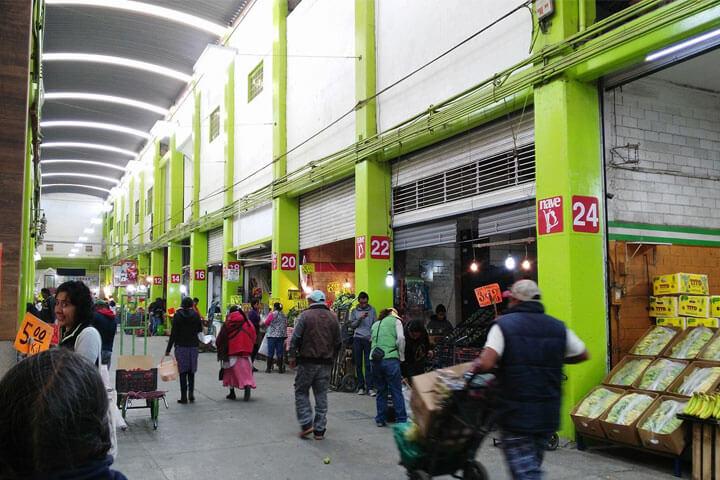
[153,276,163,285]
[194,269,206,281]
[370,236,391,259]
[271,252,278,271]
[572,196,600,233]
[537,196,564,235]
[355,236,366,260]
[170,273,181,284]
[280,253,297,271]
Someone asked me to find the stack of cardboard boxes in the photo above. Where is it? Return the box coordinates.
[650,273,718,329]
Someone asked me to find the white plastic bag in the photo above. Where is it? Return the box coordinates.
[159,355,179,382]
[258,336,269,357]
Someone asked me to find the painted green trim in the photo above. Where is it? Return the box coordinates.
[232,236,272,253]
[149,248,165,301]
[225,62,235,209]
[609,234,720,247]
[193,89,201,220]
[169,135,184,229]
[272,0,288,178]
[153,142,164,237]
[19,128,34,323]
[166,243,183,311]
[37,257,103,271]
[190,230,208,316]
[138,169,145,245]
[355,0,376,142]
[608,221,720,236]
[127,176,134,245]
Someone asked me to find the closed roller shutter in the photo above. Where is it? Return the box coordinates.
[299,179,355,250]
[207,227,224,264]
[477,203,535,238]
[394,220,456,251]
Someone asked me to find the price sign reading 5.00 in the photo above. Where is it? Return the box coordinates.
[14,313,53,356]
[572,196,600,233]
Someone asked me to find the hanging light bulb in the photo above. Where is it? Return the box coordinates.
[179,284,188,295]
[521,259,532,271]
[343,278,351,289]
[146,275,153,284]
[385,268,395,288]
[469,260,479,272]
[505,254,516,270]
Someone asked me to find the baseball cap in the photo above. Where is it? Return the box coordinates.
[307,290,326,303]
[510,279,541,302]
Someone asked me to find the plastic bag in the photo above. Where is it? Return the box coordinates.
[575,388,622,419]
[677,366,720,395]
[159,355,179,382]
[640,399,686,434]
[258,336,269,357]
[632,326,676,355]
[638,359,685,391]
[671,327,713,359]
[605,393,653,425]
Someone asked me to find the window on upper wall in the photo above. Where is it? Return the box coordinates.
[248,60,263,103]
[85,245,93,253]
[209,107,220,142]
[45,244,54,252]
[134,200,140,224]
[288,0,302,14]
[146,187,153,214]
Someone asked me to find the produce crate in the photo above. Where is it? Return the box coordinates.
[116,368,158,393]
[570,386,625,439]
[633,358,689,393]
[653,273,708,296]
[663,327,716,360]
[698,329,720,361]
[676,414,720,480]
[636,395,689,455]
[630,325,680,356]
[602,355,654,388]
[599,390,658,446]
[668,360,720,397]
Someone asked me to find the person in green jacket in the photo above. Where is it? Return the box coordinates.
[370,308,407,427]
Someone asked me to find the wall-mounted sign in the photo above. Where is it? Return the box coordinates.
[170,273,181,284]
[225,261,241,281]
[474,283,502,308]
[537,196,563,235]
[153,276,163,285]
[370,236,391,259]
[572,195,600,233]
[194,269,206,281]
[355,236,366,260]
[112,259,138,286]
[271,252,278,270]
[280,253,297,271]
[301,263,315,274]
[14,313,53,356]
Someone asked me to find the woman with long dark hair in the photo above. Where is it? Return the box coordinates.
[0,349,127,479]
[55,280,102,366]
[216,309,257,401]
[165,296,203,404]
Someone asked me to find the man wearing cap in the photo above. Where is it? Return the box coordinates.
[473,279,588,480]
[289,290,342,440]
[92,299,117,367]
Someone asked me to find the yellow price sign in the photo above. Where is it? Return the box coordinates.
[327,282,340,293]
[301,263,315,274]
[14,313,53,356]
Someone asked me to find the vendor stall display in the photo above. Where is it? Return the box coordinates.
[639,398,686,435]
[603,392,655,426]
[603,356,652,387]
[667,327,714,359]
[671,364,720,396]
[631,326,678,356]
[574,387,624,419]
[698,334,720,361]
[636,359,687,392]
[637,396,688,456]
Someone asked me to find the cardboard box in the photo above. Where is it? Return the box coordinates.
[662,327,716,360]
[711,296,720,318]
[117,355,154,370]
[633,358,689,392]
[600,390,658,446]
[410,362,474,437]
[637,395,689,455]
[678,295,710,318]
[602,355,653,388]
[570,386,625,439]
[656,317,688,329]
[686,317,719,329]
[653,273,709,296]
[668,360,720,397]
[649,296,679,317]
[698,330,720,361]
[629,325,680,356]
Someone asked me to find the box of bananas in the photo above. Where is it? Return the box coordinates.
[637,395,688,455]
[681,392,720,421]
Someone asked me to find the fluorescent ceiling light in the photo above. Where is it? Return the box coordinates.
[42,172,120,184]
[83,228,95,234]
[43,53,192,82]
[45,0,227,36]
[41,120,152,140]
[646,28,720,61]
[41,142,137,157]
[41,183,112,194]
[70,248,79,253]
[91,217,103,224]
[68,253,77,257]
[41,159,127,172]
[78,236,89,241]
[44,92,168,115]
[74,243,83,247]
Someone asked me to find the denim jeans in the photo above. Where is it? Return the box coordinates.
[294,363,332,433]
[373,358,407,424]
[500,431,549,480]
[267,337,285,361]
[352,337,373,390]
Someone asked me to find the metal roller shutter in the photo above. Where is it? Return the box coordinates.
[477,204,535,238]
[394,220,456,251]
[207,227,224,264]
[299,179,355,250]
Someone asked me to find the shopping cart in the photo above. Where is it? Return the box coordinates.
[115,365,168,430]
[396,372,497,480]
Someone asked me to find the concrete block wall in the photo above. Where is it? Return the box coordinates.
[604,77,720,229]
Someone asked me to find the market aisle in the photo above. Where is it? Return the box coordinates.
[112,335,687,480]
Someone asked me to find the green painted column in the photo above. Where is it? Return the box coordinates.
[190,230,208,316]
[19,128,34,323]
[221,62,240,310]
[137,251,150,288]
[270,0,299,305]
[169,136,184,230]
[138,169,145,245]
[192,89,201,221]
[127,177,135,246]
[166,243,183,313]
[353,0,392,308]
[153,142,164,237]
[533,1,606,438]
[149,248,165,303]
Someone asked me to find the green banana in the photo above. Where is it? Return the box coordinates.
[685,394,699,415]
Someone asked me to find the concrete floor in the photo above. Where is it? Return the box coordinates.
[112,335,688,479]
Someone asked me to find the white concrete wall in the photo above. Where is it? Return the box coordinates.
[604,78,720,229]
[233,203,273,248]
[376,0,532,131]
[198,72,227,216]
[286,0,356,173]
[40,193,104,258]
[229,0,274,199]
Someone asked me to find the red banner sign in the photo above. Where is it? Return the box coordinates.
[474,283,503,307]
[538,196,563,235]
[355,236,366,260]
[153,276,163,285]
[370,236,391,259]
[571,195,600,233]
[194,269,206,281]
[280,253,297,271]
[170,273,181,284]
[271,252,278,271]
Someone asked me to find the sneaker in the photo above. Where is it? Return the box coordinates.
[299,425,314,439]
[369,389,377,397]
[314,430,325,440]
[356,388,366,395]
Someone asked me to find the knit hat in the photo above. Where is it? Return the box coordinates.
[510,279,542,302]
[307,290,326,303]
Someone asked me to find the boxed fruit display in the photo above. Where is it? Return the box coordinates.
[712,296,720,318]
[699,333,720,361]
[655,317,688,329]
[603,356,653,387]
[630,326,679,356]
[571,386,625,438]
[669,361,720,396]
[637,395,688,455]
[678,295,710,318]
[600,391,657,445]
[653,273,709,296]
[664,326,715,359]
[686,317,720,329]
[635,359,688,392]
[649,296,678,317]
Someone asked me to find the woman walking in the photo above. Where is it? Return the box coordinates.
[264,302,288,373]
[217,309,257,401]
[165,297,203,404]
[55,280,102,366]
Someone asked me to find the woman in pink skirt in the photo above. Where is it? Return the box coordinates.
[216,308,257,401]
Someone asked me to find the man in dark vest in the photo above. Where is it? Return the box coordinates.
[473,280,588,479]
